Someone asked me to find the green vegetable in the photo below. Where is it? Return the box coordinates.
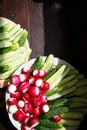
[35,125,50,130]
[49,98,68,108]
[0,40,12,48]
[67,69,79,76]
[0,65,12,73]
[60,119,81,126]
[46,65,67,90]
[0,18,9,27]
[40,106,69,119]
[0,22,11,33]
[40,119,63,128]
[41,54,54,72]
[32,56,43,70]
[0,43,19,54]
[43,64,62,81]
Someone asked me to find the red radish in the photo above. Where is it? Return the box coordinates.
[39,70,46,78]
[20,74,28,82]
[33,70,40,77]
[28,86,40,98]
[24,102,33,113]
[8,105,18,114]
[28,76,35,85]
[40,103,50,113]
[14,109,25,121]
[22,66,32,74]
[32,107,41,117]
[22,93,30,101]
[22,114,30,124]
[11,75,20,86]
[17,100,25,108]
[7,84,17,93]
[18,82,30,93]
[38,92,47,103]
[34,78,43,87]
[41,81,50,91]
[33,98,40,108]
[52,115,62,122]
[21,125,32,130]
[28,116,40,127]
[7,98,17,105]
[11,92,21,99]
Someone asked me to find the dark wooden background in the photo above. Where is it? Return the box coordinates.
[0,0,87,129]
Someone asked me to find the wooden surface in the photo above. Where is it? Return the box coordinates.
[0,0,87,130]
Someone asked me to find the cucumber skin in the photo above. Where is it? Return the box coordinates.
[32,56,43,70]
[43,64,62,81]
[40,119,63,128]
[0,65,12,73]
[40,106,69,119]
[49,98,69,108]
[35,125,50,130]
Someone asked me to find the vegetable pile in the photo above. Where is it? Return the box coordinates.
[0,18,31,81]
[6,54,87,130]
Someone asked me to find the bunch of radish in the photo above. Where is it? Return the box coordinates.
[6,65,50,130]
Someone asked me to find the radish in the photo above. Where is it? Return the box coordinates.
[28,76,35,85]
[20,74,28,82]
[8,105,18,114]
[32,107,41,117]
[41,81,50,91]
[7,84,17,94]
[24,102,33,113]
[28,86,40,98]
[21,125,32,130]
[17,100,25,108]
[52,115,62,122]
[11,92,21,99]
[28,116,40,128]
[34,78,43,87]
[22,114,30,124]
[40,103,50,113]
[22,92,30,101]
[39,70,46,78]
[33,70,40,77]
[32,98,40,108]
[22,66,32,74]
[11,75,20,86]
[38,92,47,103]
[14,109,25,121]
[18,82,30,93]
[7,98,17,105]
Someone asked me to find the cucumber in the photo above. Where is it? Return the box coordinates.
[49,98,69,108]
[0,65,12,73]
[13,29,28,46]
[0,40,12,48]
[35,125,50,130]
[0,24,21,40]
[43,64,62,81]
[41,54,54,72]
[0,43,19,54]
[0,18,9,27]
[60,119,81,126]
[40,119,63,128]
[0,22,11,33]
[40,106,69,119]
[46,65,67,90]
[32,56,43,70]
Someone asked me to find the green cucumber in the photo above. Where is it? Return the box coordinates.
[41,54,54,72]
[40,106,69,119]
[49,98,68,108]
[13,29,28,46]
[40,119,63,128]
[68,102,87,108]
[0,22,11,33]
[61,111,83,119]
[0,43,19,54]
[0,65,12,73]
[35,125,50,130]
[0,18,9,27]
[46,65,67,90]
[75,78,87,88]
[32,56,43,70]
[0,40,12,48]
[60,119,81,126]
[0,24,21,40]
[67,69,79,76]
[43,64,62,81]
